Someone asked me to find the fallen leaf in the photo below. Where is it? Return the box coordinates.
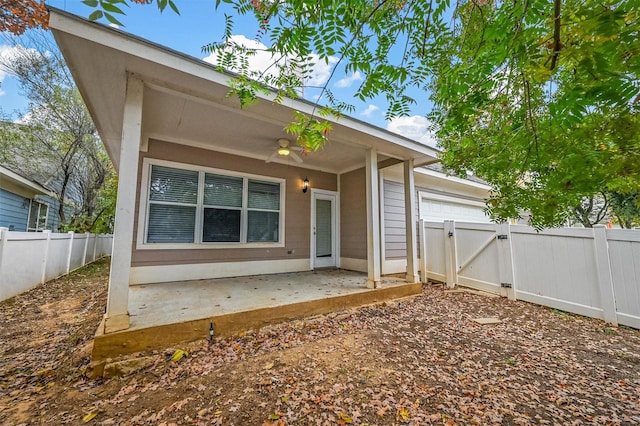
[82,411,98,422]
[398,407,410,422]
[170,349,188,362]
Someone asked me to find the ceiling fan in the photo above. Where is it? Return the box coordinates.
[265,138,304,164]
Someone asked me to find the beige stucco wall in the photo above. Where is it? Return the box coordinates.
[339,167,367,260]
[131,139,337,267]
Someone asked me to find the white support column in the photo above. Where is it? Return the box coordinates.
[66,231,75,274]
[365,148,381,288]
[419,219,428,284]
[403,159,419,283]
[41,230,52,284]
[496,222,517,300]
[593,225,618,325]
[443,220,458,289]
[105,75,144,333]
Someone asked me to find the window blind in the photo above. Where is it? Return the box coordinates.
[247,211,279,242]
[149,165,198,204]
[248,180,280,210]
[147,204,196,243]
[204,174,243,207]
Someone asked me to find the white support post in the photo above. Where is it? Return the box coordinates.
[593,225,618,325]
[403,159,419,283]
[365,148,381,288]
[443,220,458,289]
[41,230,52,284]
[419,219,428,284]
[66,231,75,274]
[104,76,144,333]
[82,232,90,266]
[496,222,517,300]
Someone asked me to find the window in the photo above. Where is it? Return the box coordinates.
[144,162,283,246]
[27,200,48,232]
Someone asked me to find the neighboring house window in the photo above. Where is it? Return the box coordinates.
[27,200,48,232]
[144,162,283,246]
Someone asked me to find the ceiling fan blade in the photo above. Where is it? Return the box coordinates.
[290,151,304,163]
[265,151,279,163]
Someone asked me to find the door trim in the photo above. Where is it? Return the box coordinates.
[310,189,340,269]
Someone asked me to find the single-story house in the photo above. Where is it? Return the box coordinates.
[0,164,59,232]
[49,8,494,357]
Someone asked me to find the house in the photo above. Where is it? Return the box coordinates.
[380,163,493,274]
[0,164,59,232]
[49,8,490,358]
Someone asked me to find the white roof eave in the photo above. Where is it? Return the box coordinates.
[47,8,439,168]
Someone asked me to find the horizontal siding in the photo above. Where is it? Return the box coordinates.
[383,180,408,259]
[132,140,339,267]
[0,189,29,231]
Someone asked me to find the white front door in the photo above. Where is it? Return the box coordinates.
[311,190,338,268]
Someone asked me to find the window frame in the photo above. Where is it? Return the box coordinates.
[27,200,49,232]
[137,158,285,250]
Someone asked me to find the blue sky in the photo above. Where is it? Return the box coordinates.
[1,0,436,146]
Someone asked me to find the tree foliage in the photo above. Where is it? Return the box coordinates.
[609,191,640,228]
[0,31,114,232]
[8,0,639,228]
[0,0,48,35]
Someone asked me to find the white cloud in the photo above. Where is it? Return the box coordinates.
[334,71,362,88]
[202,35,338,89]
[360,104,379,117]
[386,115,438,148]
[305,53,338,87]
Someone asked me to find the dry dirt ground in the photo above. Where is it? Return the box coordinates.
[1,258,639,425]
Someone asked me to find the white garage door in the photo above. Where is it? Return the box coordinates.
[420,193,491,223]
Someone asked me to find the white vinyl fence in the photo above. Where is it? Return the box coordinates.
[0,228,113,302]
[419,220,640,328]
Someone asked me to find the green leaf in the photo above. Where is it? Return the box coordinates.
[168,0,180,15]
[100,2,125,15]
[82,0,99,7]
[103,12,124,26]
[87,10,103,21]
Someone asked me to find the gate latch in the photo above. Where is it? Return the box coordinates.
[497,234,508,240]
[500,282,512,288]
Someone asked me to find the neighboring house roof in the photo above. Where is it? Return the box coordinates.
[422,163,490,186]
[0,164,54,199]
[48,8,439,174]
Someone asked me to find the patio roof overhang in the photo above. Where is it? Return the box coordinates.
[48,8,439,175]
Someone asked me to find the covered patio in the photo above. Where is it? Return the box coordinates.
[49,8,438,363]
[92,270,422,361]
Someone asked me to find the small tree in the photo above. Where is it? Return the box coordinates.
[0,30,113,231]
[570,194,609,228]
[609,192,640,229]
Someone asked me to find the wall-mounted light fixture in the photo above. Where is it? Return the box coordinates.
[302,177,309,193]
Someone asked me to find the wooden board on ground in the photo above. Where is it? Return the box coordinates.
[472,317,501,325]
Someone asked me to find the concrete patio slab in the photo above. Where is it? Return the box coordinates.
[92,270,422,363]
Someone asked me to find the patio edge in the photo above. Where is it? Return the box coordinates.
[91,282,423,365]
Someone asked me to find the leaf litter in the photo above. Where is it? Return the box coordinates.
[1,258,639,425]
